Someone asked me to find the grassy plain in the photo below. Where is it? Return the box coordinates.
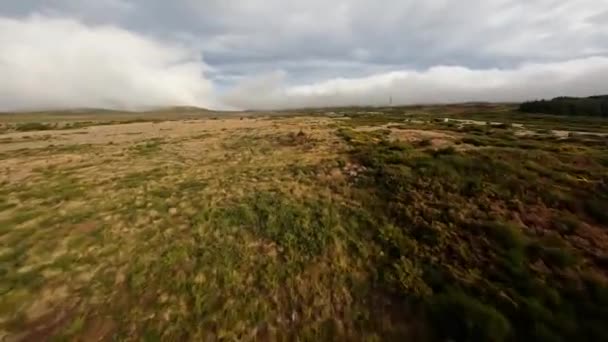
[1,104,607,341]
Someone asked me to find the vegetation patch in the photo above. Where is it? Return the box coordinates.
[1,108,607,341]
[337,125,608,341]
[15,122,56,132]
[128,138,166,156]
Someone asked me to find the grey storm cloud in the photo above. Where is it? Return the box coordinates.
[0,0,607,110]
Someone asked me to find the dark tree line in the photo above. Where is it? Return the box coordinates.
[520,95,608,117]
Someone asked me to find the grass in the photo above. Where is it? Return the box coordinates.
[0,107,607,341]
[224,191,337,260]
[128,138,166,156]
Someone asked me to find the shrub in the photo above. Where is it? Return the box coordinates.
[462,137,487,147]
[461,125,487,133]
[227,192,338,260]
[432,146,456,156]
[526,235,578,269]
[482,221,526,251]
[389,257,432,298]
[493,123,512,129]
[552,213,582,234]
[584,198,608,225]
[416,138,433,147]
[429,290,511,342]
[539,246,578,268]
[15,122,54,132]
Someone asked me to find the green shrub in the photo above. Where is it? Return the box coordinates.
[429,290,511,342]
[15,122,54,132]
[539,246,578,268]
[226,192,338,260]
[493,123,512,129]
[416,138,433,147]
[482,221,525,251]
[390,257,432,297]
[337,119,608,341]
[526,235,578,269]
[462,137,487,146]
[552,213,582,234]
[432,146,456,156]
[461,125,487,133]
[584,198,608,225]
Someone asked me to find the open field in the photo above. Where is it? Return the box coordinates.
[1,105,608,341]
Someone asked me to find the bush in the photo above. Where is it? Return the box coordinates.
[584,198,608,225]
[462,137,487,147]
[227,192,338,260]
[429,290,511,342]
[539,246,578,268]
[389,257,432,297]
[483,221,526,251]
[416,138,433,147]
[493,123,512,129]
[526,235,578,269]
[432,146,456,156]
[15,122,54,132]
[552,213,582,234]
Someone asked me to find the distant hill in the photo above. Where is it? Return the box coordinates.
[520,95,608,117]
[0,106,213,115]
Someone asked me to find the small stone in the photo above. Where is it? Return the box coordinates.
[168,208,178,215]
[194,273,206,284]
[114,271,126,285]
[184,206,197,217]
[159,293,169,303]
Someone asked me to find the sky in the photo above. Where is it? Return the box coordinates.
[1,0,607,110]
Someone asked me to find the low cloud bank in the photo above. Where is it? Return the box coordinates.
[223,58,608,109]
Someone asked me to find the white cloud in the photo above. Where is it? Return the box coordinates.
[1,6,608,112]
[0,15,217,111]
[222,57,608,109]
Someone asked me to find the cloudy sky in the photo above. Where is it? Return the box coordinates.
[1,0,607,110]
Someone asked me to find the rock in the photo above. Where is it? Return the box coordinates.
[169,208,178,215]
